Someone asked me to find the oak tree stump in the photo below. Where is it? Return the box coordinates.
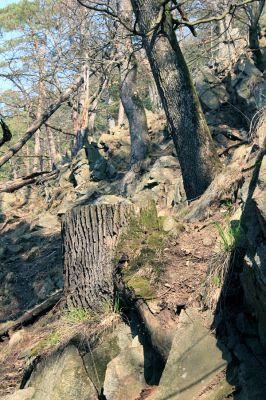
[62,203,131,311]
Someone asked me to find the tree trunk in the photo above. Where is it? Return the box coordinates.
[120,54,149,165]
[249,21,266,72]
[118,0,149,166]
[131,0,221,199]
[46,125,59,168]
[33,129,42,172]
[117,99,125,126]
[62,203,131,311]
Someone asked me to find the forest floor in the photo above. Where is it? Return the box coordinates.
[0,198,229,396]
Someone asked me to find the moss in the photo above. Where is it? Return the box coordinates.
[126,276,154,298]
[30,331,60,357]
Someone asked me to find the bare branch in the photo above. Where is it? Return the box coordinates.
[0,76,85,168]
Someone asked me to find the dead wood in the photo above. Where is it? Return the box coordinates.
[0,76,84,168]
[0,290,63,339]
[0,171,52,193]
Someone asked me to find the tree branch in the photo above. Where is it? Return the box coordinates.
[0,76,84,168]
[173,0,256,29]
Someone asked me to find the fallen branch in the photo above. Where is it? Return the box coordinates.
[0,76,84,168]
[0,171,51,193]
[219,140,249,157]
[0,290,63,339]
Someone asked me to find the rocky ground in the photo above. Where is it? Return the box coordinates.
[0,56,266,400]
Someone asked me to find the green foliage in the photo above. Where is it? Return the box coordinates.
[214,220,241,251]
[64,307,91,324]
[102,293,121,314]
[0,1,40,31]
[126,276,154,298]
[30,330,60,357]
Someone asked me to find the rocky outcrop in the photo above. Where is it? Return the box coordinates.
[129,155,186,213]
[103,335,148,400]
[230,57,266,120]
[147,308,230,400]
[26,345,98,400]
[195,69,229,112]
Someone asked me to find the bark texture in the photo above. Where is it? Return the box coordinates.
[131,0,221,199]
[120,55,149,165]
[62,203,131,310]
[119,0,149,165]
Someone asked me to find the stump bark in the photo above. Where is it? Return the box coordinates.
[62,203,131,311]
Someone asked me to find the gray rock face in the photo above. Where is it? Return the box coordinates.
[231,57,266,119]
[103,335,147,400]
[131,155,186,212]
[83,324,132,392]
[26,345,98,400]
[148,308,230,400]
[195,69,229,111]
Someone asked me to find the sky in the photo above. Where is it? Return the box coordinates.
[0,0,20,8]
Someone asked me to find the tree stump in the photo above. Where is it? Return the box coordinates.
[62,203,131,311]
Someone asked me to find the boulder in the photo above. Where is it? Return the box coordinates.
[71,149,91,187]
[83,324,132,392]
[148,308,230,400]
[195,69,229,111]
[230,57,266,119]
[103,335,148,400]
[26,345,98,400]
[131,156,186,212]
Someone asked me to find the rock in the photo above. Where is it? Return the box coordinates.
[162,216,177,232]
[230,57,266,119]
[253,155,266,237]
[37,213,59,230]
[103,335,148,400]
[195,69,229,111]
[2,388,35,400]
[202,237,213,247]
[131,156,186,213]
[93,195,131,205]
[26,345,98,400]
[71,149,91,187]
[7,244,23,254]
[83,324,132,392]
[148,308,230,400]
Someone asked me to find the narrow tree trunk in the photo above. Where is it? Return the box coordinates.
[131,0,221,199]
[120,55,149,165]
[118,0,149,166]
[62,203,131,310]
[33,129,42,172]
[249,22,266,72]
[117,100,125,126]
[46,126,59,168]
[149,82,162,113]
